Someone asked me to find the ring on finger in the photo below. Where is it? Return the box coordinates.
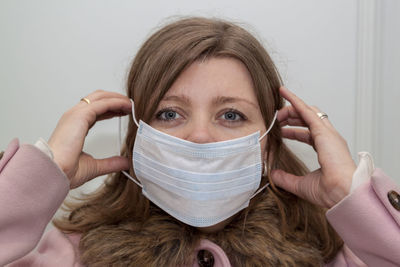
[80,97,91,104]
[317,112,328,120]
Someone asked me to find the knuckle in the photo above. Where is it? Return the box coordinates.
[84,110,96,123]
[61,109,74,119]
[293,180,301,195]
[95,160,105,176]
[91,89,104,96]
[311,128,324,138]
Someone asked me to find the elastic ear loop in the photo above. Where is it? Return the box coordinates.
[119,99,142,188]
[251,110,278,198]
[250,163,270,199]
[258,110,278,142]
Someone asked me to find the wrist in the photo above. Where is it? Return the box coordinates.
[327,166,356,208]
[47,139,70,178]
[34,138,54,159]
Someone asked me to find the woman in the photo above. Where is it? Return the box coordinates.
[0,17,399,266]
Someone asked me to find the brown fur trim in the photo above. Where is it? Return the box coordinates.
[79,190,340,266]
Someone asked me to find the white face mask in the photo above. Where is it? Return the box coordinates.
[120,100,277,227]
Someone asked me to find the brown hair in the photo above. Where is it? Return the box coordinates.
[54,17,342,266]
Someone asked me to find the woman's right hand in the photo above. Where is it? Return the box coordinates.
[48,90,132,189]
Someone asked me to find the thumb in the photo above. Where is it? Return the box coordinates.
[271,169,304,197]
[95,156,130,177]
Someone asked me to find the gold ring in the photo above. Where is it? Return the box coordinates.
[317,112,328,120]
[80,97,91,104]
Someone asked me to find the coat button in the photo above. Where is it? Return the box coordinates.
[388,190,400,211]
[197,249,214,267]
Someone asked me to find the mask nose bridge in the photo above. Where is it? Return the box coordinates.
[129,98,276,144]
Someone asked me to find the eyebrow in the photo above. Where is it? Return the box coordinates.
[163,94,191,104]
[162,94,259,109]
[212,96,259,109]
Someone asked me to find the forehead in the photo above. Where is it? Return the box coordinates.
[163,57,258,104]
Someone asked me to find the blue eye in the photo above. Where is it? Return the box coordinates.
[223,111,241,121]
[157,109,181,121]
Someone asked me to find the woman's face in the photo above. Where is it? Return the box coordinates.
[149,57,268,232]
[150,57,267,149]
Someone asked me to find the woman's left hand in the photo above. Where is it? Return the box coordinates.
[270,87,356,209]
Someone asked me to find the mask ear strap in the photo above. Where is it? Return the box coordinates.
[117,100,143,189]
[119,99,140,152]
[119,99,140,150]
[259,111,278,141]
[130,99,140,128]
[122,170,143,188]
[250,182,270,199]
[252,111,277,197]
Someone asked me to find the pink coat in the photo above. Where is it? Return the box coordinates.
[0,139,399,266]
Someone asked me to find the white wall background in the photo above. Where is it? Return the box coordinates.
[0,0,398,196]
[379,0,400,181]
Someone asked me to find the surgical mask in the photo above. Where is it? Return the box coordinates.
[120,100,277,227]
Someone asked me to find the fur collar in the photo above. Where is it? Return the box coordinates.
[79,192,329,266]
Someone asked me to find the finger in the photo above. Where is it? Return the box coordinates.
[279,118,307,127]
[83,98,132,126]
[87,90,129,101]
[308,106,335,130]
[278,105,307,127]
[97,111,130,121]
[281,128,314,146]
[95,156,130,178]
[279,87,324,132]
[79,90,129,105]
[277,105,302,122]
[271,169,306,198]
